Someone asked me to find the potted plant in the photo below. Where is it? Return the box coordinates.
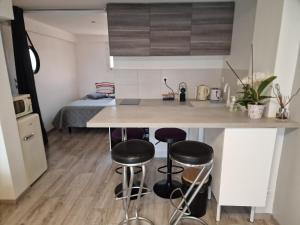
[226,45,277,119]
[237,75,277,119]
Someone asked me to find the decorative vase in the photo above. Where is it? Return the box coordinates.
[276,107,289,120]
[248,104,265,119]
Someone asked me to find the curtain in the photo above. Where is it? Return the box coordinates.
[11,6,48,145]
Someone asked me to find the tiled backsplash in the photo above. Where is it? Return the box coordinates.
[113,69,223,99]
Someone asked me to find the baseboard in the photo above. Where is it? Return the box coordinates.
[271,216,281,225]
[0,186,30,205]
[46,127,56,134]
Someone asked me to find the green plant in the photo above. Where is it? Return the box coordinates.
[237,76,277,107]
[226,44,277,108]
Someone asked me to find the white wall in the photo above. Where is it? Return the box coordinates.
[1,23,18,95]
[0,30,28,200]
[76,34,223,99]
[0,0,13,21]
[272,1,300,224]
[221,0,257,96]
[76,35,114,96]
[274,47,300,225]
[24,17,79,131]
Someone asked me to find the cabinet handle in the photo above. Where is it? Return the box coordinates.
[23,133,35,141]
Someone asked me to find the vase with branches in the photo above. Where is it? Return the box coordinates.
[273,83,300,119]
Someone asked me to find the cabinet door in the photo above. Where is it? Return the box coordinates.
[150,3,192,56]
[191,2,234,55]
[107,4,150,56]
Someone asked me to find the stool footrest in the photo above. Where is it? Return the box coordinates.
[158,165,184,175]
[115,166,142,175]
[170,188,192,216]
[181,216,208,225]
[115,186,152,201]
[119,216,154,225]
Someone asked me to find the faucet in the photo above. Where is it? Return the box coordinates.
[224,83,231,107]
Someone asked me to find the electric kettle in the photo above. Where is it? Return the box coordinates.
[196,85,210,101]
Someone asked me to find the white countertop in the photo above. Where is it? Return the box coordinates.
[87,99,299,128]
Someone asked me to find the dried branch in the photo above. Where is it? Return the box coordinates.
[284,87,300,107]
[251,44,254,88]
[226,61,247,88]
[273,87,284,108]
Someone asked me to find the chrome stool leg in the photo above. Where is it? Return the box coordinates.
[169,161,213,225]
[115,163,154,225]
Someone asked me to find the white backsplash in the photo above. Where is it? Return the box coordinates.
[113,69,223,99]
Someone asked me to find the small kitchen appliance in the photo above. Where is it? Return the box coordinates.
[13,94,33,118]
[210,88,222,101]
[179,82,187,102]
[196,85,210,101]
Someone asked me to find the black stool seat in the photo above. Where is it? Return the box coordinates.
[112,140,154,165]
[171,141,213,165]
[155,128,186,143]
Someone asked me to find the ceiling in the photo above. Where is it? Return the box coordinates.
[13,0,233,10]
[25,11,108,35]
[16,0,233,35]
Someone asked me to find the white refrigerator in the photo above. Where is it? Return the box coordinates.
[17,113,47,185]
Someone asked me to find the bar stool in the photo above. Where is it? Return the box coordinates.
[153,128,187,199]
[112,139,155,225]
[112,128,146,198]
[169,140,213,225]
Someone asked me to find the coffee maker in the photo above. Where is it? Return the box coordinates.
[179,82,187,102]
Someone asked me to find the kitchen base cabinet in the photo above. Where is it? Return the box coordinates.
[204,128,277,222]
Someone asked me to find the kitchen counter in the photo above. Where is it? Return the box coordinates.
[87,99,299,128]
[87,99,299,222]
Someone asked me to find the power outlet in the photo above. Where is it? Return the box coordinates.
[163,77,168,83]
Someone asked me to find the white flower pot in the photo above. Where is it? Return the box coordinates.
[248,104,265,119]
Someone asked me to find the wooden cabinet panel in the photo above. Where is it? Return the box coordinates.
[150,4,192,56]
[107,4,150,56]
[191,2,234,55]
[107,2,234,56]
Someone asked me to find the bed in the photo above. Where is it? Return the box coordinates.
[52,98,116,131]
[53,82,116,131]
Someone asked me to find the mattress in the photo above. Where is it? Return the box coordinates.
[52,98,116,129]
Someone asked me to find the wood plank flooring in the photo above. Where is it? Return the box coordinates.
[0,129,279,225]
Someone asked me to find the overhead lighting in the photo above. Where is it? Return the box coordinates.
[109,56,114,69]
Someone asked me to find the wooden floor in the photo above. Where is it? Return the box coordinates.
[0,129,278,225]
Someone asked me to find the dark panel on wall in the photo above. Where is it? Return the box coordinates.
[107,4,150,56]
[191,2,235,55]
[150,3,192,56]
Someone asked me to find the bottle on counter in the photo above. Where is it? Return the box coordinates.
[229,96,237,112]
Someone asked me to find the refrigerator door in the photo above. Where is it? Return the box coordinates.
[17,114,47,185]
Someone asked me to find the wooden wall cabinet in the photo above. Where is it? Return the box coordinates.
[191,2,234,55]
[107,4,150,56]
[107,2,234,56]
[150,3,192,56]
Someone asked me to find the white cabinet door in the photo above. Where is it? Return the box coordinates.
[205,128,277,207]
[17,114,47,185]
